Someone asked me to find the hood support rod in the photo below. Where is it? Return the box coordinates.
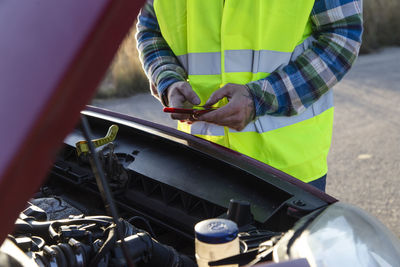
[81,115,134,267]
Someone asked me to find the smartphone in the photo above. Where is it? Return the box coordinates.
[163,107,217,115]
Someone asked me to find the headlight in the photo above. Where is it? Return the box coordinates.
[273,202,400,267]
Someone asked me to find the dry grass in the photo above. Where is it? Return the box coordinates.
[96,1,400,98]
[95,25,149,99]
[361,0,400,53]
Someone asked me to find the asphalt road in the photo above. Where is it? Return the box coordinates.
[93,47,400,236]
[327,47,400,236]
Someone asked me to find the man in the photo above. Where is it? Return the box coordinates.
[136,0,363,191]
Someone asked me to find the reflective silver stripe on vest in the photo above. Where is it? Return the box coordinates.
[224,50,292,73]
[178,36,316,75]
[177,52,221,75]
[189,121,225,136]
[190,90,334,136]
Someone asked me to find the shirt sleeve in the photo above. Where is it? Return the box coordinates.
[246,0,363,117]
[136,0,187,106]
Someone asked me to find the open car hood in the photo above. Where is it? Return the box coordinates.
[0,0,145,243]
[0,0,336,248]
[1,2,399,266]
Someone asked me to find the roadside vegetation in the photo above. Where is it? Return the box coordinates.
[95,0,400,99]
[95,27,149,98]
[361,0,400,53]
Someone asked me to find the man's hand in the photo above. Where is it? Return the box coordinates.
[167,81,201,120]
[198,83,255,131]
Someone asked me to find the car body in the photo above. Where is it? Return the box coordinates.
[0,0,399,266]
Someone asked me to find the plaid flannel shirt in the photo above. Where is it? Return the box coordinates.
[136,0,363,117]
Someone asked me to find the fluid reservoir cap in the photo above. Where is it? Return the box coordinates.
[195,218,238,244]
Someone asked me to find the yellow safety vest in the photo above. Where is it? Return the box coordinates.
[154,0,334,183]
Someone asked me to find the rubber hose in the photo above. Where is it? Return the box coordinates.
[89,227,117,267]
[121,232,196,267]
[50,245,67,267]
[58,243,77,267]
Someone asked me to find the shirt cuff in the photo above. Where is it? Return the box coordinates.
[246,79,277,117]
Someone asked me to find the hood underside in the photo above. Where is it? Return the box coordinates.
[0,0,145,243]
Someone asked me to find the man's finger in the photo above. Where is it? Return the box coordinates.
[199,113,244,131]
[169,92,187,108]
[171,113,191,120]
[204,85,233,107]
[217,115,243,131]
[167,81,200,108]
[179,82,201,105]
[169,96,186,108]
[198,105,235,123]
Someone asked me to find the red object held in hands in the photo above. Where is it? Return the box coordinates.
[163,107,217,115]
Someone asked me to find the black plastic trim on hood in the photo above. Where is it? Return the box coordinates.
[60,106,335,226]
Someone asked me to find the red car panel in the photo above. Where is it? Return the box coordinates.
[0,0,145,243]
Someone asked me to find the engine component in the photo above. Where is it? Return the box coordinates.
[75,124,119,156]
[194,218,240,267]
[8,201,196,267]
[227,199,254,229]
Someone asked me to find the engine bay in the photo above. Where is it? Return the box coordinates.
[2,110,332,266]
